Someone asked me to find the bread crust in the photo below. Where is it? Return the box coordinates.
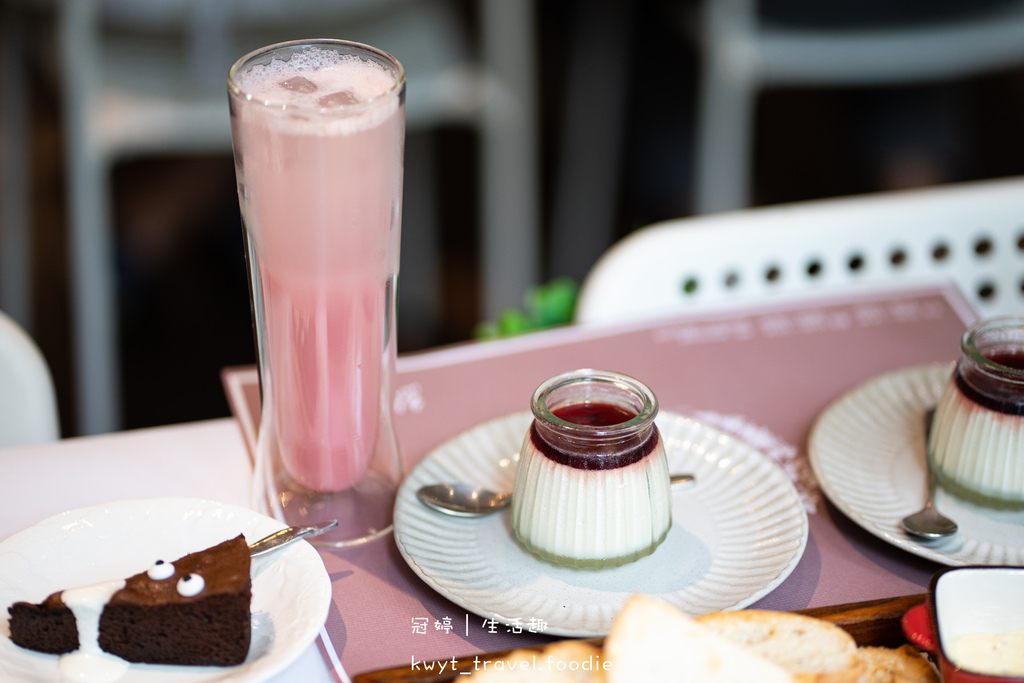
[695,609,866,683]
[604,596,795,683]
[855,645,939,683]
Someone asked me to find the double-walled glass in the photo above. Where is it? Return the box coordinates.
[228,40,405,545]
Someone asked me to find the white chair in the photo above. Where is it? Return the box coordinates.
[0,309,60,447]
[577,176,1024,324]
[693,0,1024,214]
[2,0,540,435]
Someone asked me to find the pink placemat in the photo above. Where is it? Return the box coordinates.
[223,284,976,676]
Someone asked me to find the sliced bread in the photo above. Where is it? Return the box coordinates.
[855,645,939,683]
[604,596,795,683]
[696,609,865,683]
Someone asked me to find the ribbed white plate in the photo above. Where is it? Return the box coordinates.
[0,497,332,682]
[394,411,808,637]
[809,363,1024,567]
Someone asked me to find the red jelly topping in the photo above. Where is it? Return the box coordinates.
[955,350,1024,416]
[530,401,658,470]
[986,351,1024,370]
[553,402,636,427]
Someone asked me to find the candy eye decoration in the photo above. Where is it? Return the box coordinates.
[147,560,175,581]
[177,573,206,598]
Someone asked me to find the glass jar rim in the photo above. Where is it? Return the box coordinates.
[961,316,1024,380]
[531,369,659,437]
[227,39,406,115]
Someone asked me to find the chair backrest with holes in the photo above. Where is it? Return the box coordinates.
[0,310,60,447]
[576,176,1024,324]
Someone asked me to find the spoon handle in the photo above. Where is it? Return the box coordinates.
[248,520,338,557]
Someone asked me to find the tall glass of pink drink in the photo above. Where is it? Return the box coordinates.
[228,40,405,546]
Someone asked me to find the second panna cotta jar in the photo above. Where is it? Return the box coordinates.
[511,369,672,568]
[929,316,1024,509]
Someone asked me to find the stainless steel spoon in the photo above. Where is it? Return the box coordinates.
[900,464,958,539]
[417,473,697,518]
[900,411,958,540]
[248,520,338,557]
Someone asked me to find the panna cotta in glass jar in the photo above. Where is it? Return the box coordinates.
[511,369,672,567]
[929,317,1024,509]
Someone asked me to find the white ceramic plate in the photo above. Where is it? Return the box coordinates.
[394,411,808,637]
[809,363,1024,567]
[0,497,333,682]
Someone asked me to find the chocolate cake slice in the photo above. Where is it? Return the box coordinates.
[7,593,78,655]
[8,535,251,667]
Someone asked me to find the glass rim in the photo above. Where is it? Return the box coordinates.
[531,368,659,437]
[227,38,406,114]
[961,315,1024,379]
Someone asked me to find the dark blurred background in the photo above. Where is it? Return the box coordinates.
[5,0,1024,437]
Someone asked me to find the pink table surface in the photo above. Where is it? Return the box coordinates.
[223,283,978,677]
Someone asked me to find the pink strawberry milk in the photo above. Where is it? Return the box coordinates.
[229,41,405,544]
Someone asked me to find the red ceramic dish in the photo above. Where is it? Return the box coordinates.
[902,566,1024,683]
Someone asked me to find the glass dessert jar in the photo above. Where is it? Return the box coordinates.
[929,316,1024,509]
[511,369,672,567]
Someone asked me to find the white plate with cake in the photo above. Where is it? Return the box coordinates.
[393,410,809,637]
[0,497,333,682]
[808,362,1024,567]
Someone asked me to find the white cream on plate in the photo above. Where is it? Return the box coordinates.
[57,580,129,682]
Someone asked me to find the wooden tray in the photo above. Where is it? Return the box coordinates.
[352,593,926,683]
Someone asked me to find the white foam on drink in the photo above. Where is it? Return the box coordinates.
[233,46,401,135]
